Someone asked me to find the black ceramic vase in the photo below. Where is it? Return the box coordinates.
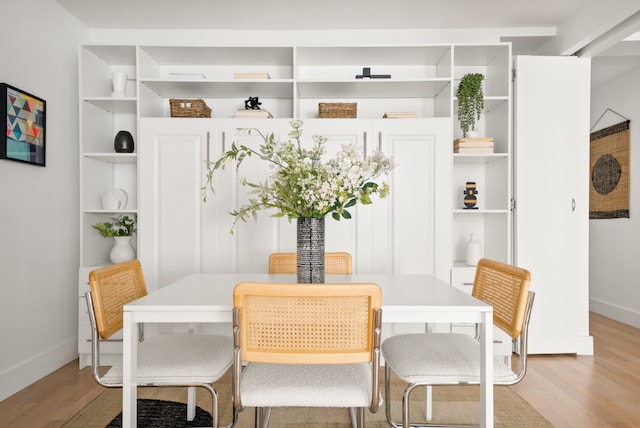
[114,130,134,153]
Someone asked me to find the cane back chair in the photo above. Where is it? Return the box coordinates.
[382,258,535,427]
[232,282,382,428]
[85,259,234,428]
[268,251,352,274]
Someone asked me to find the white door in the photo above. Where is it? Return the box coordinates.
[513,56,593,354]
[375,118,452,281]
[139,118,216,289]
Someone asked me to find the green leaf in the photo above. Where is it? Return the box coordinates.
[344,198,357,208]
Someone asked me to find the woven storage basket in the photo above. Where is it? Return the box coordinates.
[169,99,212,118]
[318,102,357,118]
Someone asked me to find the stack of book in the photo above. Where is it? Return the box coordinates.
[234,72,271,79]
[235,109,273,118]
[383,112,417,118]
[453,138,494,154]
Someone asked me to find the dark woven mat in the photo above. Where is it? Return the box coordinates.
[106,399,212,427]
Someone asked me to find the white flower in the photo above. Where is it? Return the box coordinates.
[203,120,394,232]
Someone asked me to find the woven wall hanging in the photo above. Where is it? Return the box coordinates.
[589,118,630,219]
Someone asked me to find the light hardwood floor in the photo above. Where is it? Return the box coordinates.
[0,312,638,427]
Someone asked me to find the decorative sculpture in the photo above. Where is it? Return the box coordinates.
[244,96,262,110]
[463,181,479,209]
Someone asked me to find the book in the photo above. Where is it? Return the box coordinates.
[454,138,494,143]
[455,141,494,147]
[234,109,273,118]
[383,112,417,118]
[169,72,206,80]
[454,141,494,149]
[234,72,271,79]
[454,137,495,150]
[454,147,495,154]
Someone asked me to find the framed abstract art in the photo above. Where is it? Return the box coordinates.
[2,83,46,167]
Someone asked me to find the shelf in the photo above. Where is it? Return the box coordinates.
[453,209,508,214]
[297,79,450,99]
[140,79,294,99]
[83,97,137,114]
[453,153,507,164]
[83,209,139,214]
[297,46,452,67]
[83,44,136,65]
[454,96,508,109]
[83,153,138,163]
[453,44,510,66]
[140,46,293,66]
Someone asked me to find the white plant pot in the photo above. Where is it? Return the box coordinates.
[110,236,136,264]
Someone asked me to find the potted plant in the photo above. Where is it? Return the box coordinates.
[92,215,137,263]
[457,73,485,137]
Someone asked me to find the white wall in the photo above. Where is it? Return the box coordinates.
[590,66,640,328]
[0,1,88,400]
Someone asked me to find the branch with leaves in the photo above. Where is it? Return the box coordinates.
[202,120,394,233]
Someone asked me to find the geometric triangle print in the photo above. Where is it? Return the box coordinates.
[10,121,23,140]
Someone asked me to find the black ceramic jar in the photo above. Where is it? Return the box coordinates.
[114,130,134,153]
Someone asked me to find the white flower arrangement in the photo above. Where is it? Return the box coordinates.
[203,120,394,232]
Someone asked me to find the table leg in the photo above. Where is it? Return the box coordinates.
[123,311,138,428]
[479,310,494,427]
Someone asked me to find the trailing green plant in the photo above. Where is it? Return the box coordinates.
[457,73,485,137]
[92,214,137,237]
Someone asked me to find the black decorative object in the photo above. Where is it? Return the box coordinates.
[244,96,262,110]
[114,130,134,153]
[355,67,391,79]
[107,399,212,427]
[297,217,325,284]
[463,181,479,209]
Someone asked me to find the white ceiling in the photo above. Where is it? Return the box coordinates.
[55,0,640,88]
[54,0,588,31]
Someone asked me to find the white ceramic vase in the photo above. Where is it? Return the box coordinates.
[111,71,128,97]
[110,236,136,264]
[465,233,482,266]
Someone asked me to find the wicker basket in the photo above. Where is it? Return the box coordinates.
[169,99,212,118]
[318,102,357,118]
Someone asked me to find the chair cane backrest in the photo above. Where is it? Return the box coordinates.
[472,258,531,339]
[88,259,148,340]
[233,282,381,364]
[268,252,353,274]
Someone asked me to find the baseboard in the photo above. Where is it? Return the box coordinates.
[0,339,77,402]
[590,298,640,329]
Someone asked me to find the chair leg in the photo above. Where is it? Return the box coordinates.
[349,407,365,428]
[425,385,433,421]
[254,407,270,428]
[187,386,196,421]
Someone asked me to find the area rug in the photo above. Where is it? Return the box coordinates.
[63,371,552,427]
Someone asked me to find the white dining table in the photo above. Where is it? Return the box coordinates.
[122,273,494,427]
